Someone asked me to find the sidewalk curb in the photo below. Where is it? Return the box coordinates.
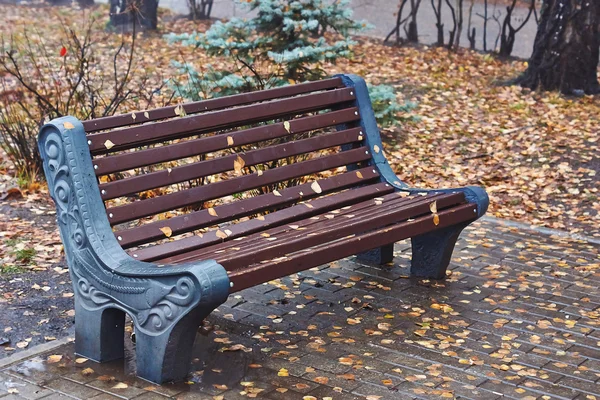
[0,337,73,369]
[482,216,600,245]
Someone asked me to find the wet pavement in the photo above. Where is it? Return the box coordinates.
[1,216,600,399]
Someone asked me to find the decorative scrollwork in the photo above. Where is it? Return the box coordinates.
[40,120,204,335]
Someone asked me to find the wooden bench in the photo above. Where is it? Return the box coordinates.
[38,74,488,384]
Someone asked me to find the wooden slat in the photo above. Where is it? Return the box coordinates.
[229,203,477,292]
[93,108,361,176]
[107,147,370,225]
[100,127,364,200]
[88,88,356,154]
[117,167,380,249]
[211,193,465,268]
[82,78,343,133]
[172,192,462,265]
[132,182,394,262]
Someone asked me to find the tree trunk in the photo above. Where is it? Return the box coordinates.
[109,0,158,30]
[516,0,600,95]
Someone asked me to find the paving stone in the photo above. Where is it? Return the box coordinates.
[44,378,101,399]
[0,373,53,400]
[85,378,144,399]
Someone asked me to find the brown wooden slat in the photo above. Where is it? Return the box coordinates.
[93,108,360,176]
[176,192,462,264]
[100,127,364,201]
[229,203,477,292]
[117,166,380,249]
[133,182,394,262]
[107,147,370,225]
[153,183,413,264]
[88,88,356,154]
[82,78,343,133]
[211,193,465,268]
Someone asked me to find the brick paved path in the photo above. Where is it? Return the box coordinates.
[1,218,599,399]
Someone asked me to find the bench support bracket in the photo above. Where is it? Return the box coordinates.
[410,224,467,279]
[356,245,394,265]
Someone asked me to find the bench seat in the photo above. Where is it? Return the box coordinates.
[38,73,488,384]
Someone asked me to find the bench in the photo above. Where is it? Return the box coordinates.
[38,74,488,384]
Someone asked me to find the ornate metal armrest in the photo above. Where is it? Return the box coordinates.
[38,117,230,383]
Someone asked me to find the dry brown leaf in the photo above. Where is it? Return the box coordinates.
[47,354,63,363]
[429,201,437,214]
[216,230,228,239]
[159,226,172,238]
[234,155,245,175]
[433,214,440,226]
[227,136,234,146]
[63,121,75,129]
[81,367,94,376]
[356,171,363,179]
[208,208,218,217]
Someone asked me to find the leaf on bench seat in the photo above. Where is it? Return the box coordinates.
[311,181,322,194]
[283,121,291,133]
[159,226,172,238]
[234,155,245,175]
[208,207,218,217]
[104,139,115,150]
[227,136,234,146]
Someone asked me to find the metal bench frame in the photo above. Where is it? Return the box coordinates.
[38,74,488,383]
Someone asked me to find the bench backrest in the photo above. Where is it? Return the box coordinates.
[82,76,381,255]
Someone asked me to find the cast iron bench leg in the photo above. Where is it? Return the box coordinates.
[356,245,394,265]
[410,224,466,279]
[134,305,211,383]
[75,304,125,363]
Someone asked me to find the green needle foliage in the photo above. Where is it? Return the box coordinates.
[165,0,415,127]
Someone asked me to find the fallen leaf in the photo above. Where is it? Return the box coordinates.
[47,354,63,363]
[233,155,245,175]
[283,121,291,133]
[104,139,115,150]
[63,121,75,129]
[112,382,128,389]
[208,207,218,217]
[311,181,322,194]
[159,226,172,238]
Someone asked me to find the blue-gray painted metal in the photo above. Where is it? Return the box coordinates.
[335,74,489,218]
[336,73,488,274]
[37,116,230,384]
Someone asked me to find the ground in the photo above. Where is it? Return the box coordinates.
[1,218,600,399]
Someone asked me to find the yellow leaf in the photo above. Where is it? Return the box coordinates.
[283,121,291,133]
[311,181,322,194]
[63,121,75,129]
[208,208,218,217]
[277,368,289,377]
[429,201,437,213]
[433,214,440,226]
[47,354,63,363]
[227,136,234,146]
[234,155,245,175]
[159,226,172,238]
[104,140,115,150]
[276,388,288,393]
[356,171,363,179]
[216,230,228,239]
[75,358,88,364]
[112,382,128,389]
[81,367,94,376]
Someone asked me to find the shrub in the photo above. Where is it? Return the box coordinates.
[165,0,414,127]
[0,15,168,179]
